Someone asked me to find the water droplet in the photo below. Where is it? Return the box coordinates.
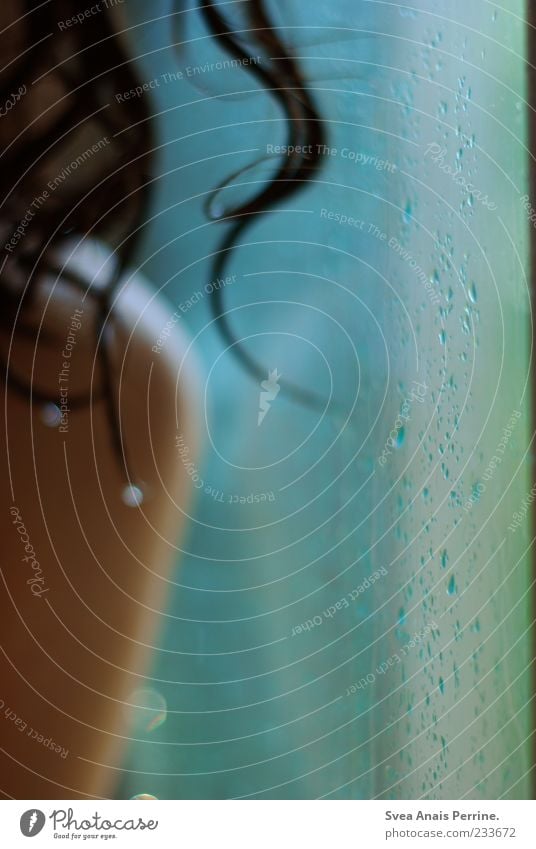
[438,329,446,345]
[385,764,400,783]
[440,549,448,569]
[210,201,225,219]
[398,607,406,625]
[438,676,445,694]
[447,575,456,595]
[41,403,62,428]
[122,484,144,508]
[396,427,405,447]
[128,689,167,733]
[468,282,478,303]
[470,483,482,503]
[403,200,413,224]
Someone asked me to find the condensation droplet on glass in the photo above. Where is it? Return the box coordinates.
[129,688,168,733]
[471,482,481,501]
[461,311,471,335]
[41,403,62,428]
[447,574,456,595]
[441,549,448,569]
[122,484,144,508]
[210,201,225,219]
[468,282,478,303]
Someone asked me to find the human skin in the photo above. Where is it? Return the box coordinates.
[0,239,201,798]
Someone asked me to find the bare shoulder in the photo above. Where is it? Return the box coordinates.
[53,237,203,475]
[0,239,203,797]
[57,237,201,380]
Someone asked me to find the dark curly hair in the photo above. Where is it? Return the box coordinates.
[0,0,325,480]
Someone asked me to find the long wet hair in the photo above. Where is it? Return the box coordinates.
[0,0,325,481]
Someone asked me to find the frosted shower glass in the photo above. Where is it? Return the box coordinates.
[119,0,531,800]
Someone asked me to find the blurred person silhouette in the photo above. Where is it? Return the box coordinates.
[0,0,323,798]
